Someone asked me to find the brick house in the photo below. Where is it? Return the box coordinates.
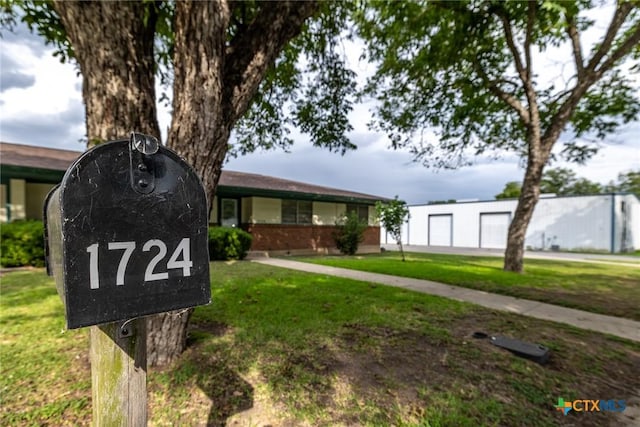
[1,142,386,255]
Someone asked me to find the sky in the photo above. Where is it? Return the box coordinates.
[1,12,638,205]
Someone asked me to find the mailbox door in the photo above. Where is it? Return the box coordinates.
[57,139,210,329]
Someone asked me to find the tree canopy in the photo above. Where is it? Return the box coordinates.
[356,0,640,167]
[495,167,607,198]
[356,0,640,272]
[539,167,602,195]
[2,1,357,156]
[609,170,640,196]
[495,181,523,199]
[496,167,640,198]
[1,0,360,367]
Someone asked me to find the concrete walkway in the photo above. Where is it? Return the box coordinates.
[255,258,640,343]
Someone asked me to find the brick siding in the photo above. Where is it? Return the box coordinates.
[242,224,380,252]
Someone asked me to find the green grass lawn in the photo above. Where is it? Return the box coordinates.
[2,264,639,426]
[299,252,640,320]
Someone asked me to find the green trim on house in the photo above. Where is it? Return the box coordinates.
[217,186,378,205]
[0,165,66,185]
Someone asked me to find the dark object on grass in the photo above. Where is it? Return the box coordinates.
[472,331,488,339]
[472,331,550,365]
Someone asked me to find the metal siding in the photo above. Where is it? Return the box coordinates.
[525,195,610,251]
[408,206,428,245]
[402,220,410,244]
[629,195,640,250]
[450,204,479,247]
[617,194,640,252]
[407,195,637,252]
[408,201,518,248]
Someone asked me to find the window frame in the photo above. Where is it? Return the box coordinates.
[281,200,312,225]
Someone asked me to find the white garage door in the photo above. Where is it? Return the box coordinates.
[480,213,510,249]
[428,214,452,246]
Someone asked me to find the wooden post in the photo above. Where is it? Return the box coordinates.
[90,318,147,426]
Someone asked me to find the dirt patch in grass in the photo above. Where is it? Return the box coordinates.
[186,310,640,426]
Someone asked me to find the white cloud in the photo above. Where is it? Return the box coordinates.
[0,12,638,204]
[0,33,84,149]
[0,44,82,119]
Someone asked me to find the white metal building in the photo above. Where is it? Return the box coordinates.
[382,193,640,253]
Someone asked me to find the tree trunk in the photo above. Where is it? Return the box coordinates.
[152,0,319,367]
[503,150,547,273]
[167,0,320,206]
[143,1,231,369]
[52,1,160,143]
[168,0,230,205]
[397,238,405,262]
[146,308,193,367]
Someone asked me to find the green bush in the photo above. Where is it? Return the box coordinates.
[1,220,46,267]
[334,211,367,255]
[208,227,253,260]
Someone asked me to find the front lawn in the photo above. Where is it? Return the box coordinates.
[300,252,640,320]
[1,263,639,426]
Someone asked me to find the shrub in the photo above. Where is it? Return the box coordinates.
[334,211,367,255]
[208,227,253,260]
[1,220,46,267]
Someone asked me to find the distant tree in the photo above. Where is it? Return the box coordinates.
[613,170,640,196]
[376,196,410,261]
[356,1,640,273]
[539,167,602,195]
[540,168,578,195]
[565,177,602,195]
[428,199,457,205]
[496,181,522,199]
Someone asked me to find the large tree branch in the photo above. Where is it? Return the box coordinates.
[540,77,592,153]
[543,4,639,151]
[223,1,319,125]
[496,5,540,137]
[597,19,640,75]
[474,59,530,125]
[565,12,585,79]
[585,2,633,72]
[497,13,527,83]
[524,1,535,81]
[522,1,541,143]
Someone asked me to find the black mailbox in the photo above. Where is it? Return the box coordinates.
[44,134,211,329]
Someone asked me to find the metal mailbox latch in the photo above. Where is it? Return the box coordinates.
[129,132,159,194]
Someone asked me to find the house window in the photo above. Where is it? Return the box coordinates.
[220,198,238,227]
[282,200,312,224]
[347,204,369,224]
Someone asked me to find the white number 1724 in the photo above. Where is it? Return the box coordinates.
[86,238,192,289]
